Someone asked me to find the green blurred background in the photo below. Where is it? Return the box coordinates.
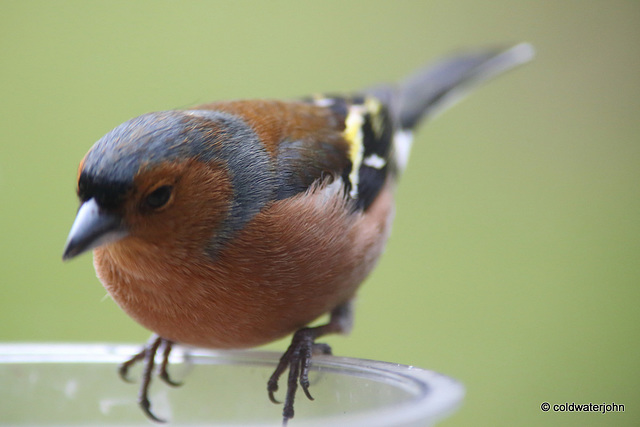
[1,1,638,426]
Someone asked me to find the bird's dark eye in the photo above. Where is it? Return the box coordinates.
[144,185,173,210]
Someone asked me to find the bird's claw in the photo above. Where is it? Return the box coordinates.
[267,328,332,423]
[119,347,147,383]
[158,340,182,387]
[140,395,166,423]
[118,335,179,423]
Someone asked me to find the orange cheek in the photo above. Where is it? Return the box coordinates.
[126,159,233,250]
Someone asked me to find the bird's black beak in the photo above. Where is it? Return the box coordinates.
[62,198,128,260]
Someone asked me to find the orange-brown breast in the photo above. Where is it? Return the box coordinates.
[94,180,394,349]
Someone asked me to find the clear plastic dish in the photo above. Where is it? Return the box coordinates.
[0,343,464,426]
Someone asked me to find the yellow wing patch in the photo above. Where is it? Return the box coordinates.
[343,106,365,199]
[342,97,383,199]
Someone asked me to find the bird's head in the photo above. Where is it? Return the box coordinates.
[62,109,271,261]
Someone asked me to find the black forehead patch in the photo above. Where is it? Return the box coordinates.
[77,172,130,209]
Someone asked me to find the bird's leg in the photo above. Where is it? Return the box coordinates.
[118,334,181,423]
[268,300,353,425]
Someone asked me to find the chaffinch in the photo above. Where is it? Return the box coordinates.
[63,43,533,424]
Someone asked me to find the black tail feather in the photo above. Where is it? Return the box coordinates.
[366,43,535,130]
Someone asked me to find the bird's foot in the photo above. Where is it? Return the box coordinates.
[118,335,181,423]
[267,328,332,425]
